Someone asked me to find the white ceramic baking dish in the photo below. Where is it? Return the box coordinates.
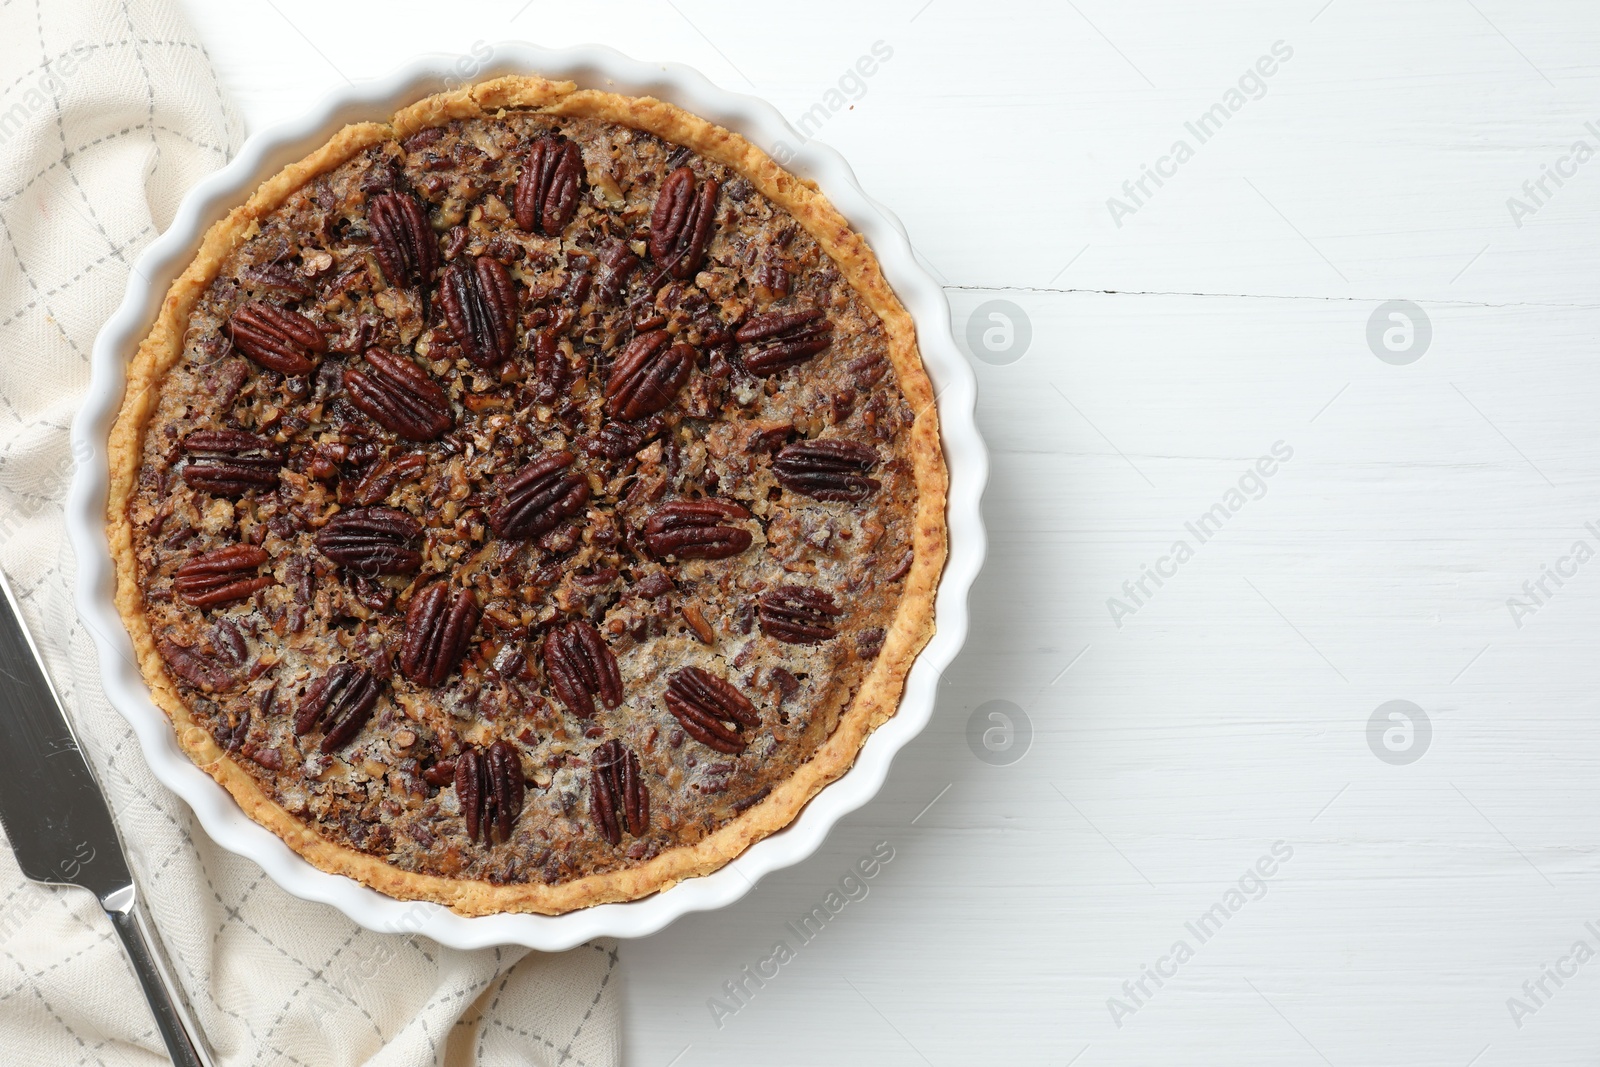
[66,42,985,950]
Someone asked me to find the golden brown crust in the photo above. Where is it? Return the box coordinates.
[107,75,947,915]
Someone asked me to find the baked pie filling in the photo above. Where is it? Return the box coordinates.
[109,78,944,913]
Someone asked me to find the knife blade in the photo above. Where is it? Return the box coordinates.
[0,568,212,1067]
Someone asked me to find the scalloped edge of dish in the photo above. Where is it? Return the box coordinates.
[66,41,986,950]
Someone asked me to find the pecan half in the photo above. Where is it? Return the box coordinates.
[590,738,648,846]
[554,262,591,311]
[649,166,719,279]
[422,758,456,787]
[772,439,881,502]
[367,190,439,290]
[399,584,481,686]
[180,430,283,496]
[543,619,622,717]
[757,585,843,644]
[226,302,326,375]
[528,329,570,404]
[314,506,423,575]
[606,330,694,420]
[343,348,454,441]
[455,739,525,844]
[293,663,381,753]
[440,255,517,368]
[210,618,249,672]
[205,358,250,409]
[644,500,752,560]
[158,638,236,692]
[595,240,640,304]
[664,667,759,754]
[488,451,589,540]
[735,308,833,376]
[514,135,584,237]
[240,262,313,300]
[174,545,272,609]
[349,453,426,508]
[577,418,660,461]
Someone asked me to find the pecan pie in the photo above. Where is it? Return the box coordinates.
[106,76,945,914]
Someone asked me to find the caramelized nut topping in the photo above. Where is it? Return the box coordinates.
[314,506,423,575]
[440,255,517,368]
[735,308,832,376]
[664,667,758,754]
[399,584,481,686]
[644,500,752,560]
[590,738,648,846]
[649,166,718,280]
[543,619,623,717]
[758,585,844,644]
[367,190,439,290]
[772,439,880,502]
[606,330,694,421]
[488,451,589,541]
[226,302,326,375]
[456,739,525,844]
[514,134,584,237]
[343,348,454,441]
[294,664,381,753]
[130,106,924,889]
[174,545,272,609]
[180,431,283,496]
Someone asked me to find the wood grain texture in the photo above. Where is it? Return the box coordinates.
[179,0,1600,1062]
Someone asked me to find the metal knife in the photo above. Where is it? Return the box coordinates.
[0,568,214,1067]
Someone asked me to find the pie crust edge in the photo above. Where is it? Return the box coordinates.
[105,74,948,916]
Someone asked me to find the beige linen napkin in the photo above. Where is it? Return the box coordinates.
[0,2,621,1063]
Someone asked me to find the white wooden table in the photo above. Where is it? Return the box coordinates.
[179,1,1600,1062]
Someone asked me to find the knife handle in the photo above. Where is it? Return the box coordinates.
[106,893,214,1067]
